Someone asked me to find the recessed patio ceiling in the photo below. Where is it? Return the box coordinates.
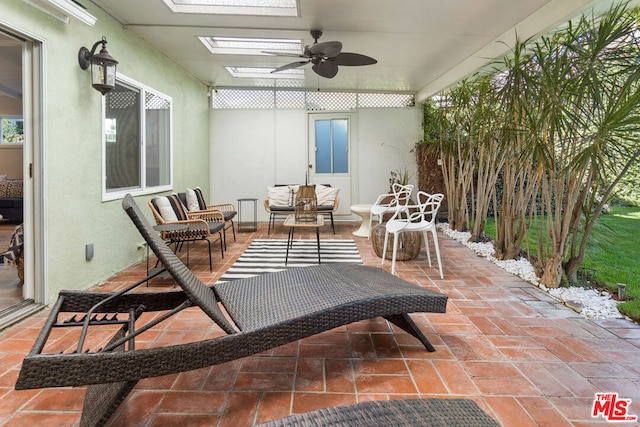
[89,0,631,99]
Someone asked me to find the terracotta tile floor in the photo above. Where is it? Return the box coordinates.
[0,221,639,426]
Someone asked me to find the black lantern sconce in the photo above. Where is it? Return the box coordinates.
[78,36,118,95]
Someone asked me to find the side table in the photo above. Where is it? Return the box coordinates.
[350,204,373,237]
[237,198,258,232]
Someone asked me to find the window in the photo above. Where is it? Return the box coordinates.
[103,76,172,200]
[0,117,24,144]
[315,119,348,174]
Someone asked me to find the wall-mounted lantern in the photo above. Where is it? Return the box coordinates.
[78,36,118,95]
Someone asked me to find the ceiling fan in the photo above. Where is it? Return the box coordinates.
[263,30,377,79]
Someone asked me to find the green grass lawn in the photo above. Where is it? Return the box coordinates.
[581,206,640,319]
[483,206,640,321]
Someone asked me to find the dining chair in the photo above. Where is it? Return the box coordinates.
[382,191,444,277]
[368,183,414,238]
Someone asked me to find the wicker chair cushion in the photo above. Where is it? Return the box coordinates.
[184,188,200,211]
[193,187,208,210]
[209,221,224,234]
[267,186,291,206]
[315,184,339,206]
[152,195,189,222]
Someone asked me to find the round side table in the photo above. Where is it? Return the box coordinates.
[350,204,373,237]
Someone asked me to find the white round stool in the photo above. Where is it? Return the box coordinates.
[350,204,373,237]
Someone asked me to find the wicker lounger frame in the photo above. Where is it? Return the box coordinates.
[15,194,448,427]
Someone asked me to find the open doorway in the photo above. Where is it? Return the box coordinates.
[0,26,43,326]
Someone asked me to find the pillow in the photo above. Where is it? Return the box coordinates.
[0,179,23,198]
[288,185,300,206]
[154,195,188,222]
[193,187,208,210]
[0,175,6,181]
[185,188,200,211]
[267,186,290,206]
[315,184,339,206]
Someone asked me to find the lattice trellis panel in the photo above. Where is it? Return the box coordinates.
[212,89,275,109]
[276,90,306,109]
[211,89,416,110]
[107,91,138,110]
[306,91,357,111]
[358,93,415,108]
[145,92,170,110]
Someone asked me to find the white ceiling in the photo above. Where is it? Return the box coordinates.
[4,0,625,102]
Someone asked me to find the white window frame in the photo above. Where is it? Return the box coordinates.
[102,74,173,201]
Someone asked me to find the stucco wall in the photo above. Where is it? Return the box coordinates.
[2,0,210,303]
[209,107,421,222]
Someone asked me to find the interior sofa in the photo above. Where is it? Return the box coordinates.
[264,184,339,234]
[0,177,23,223]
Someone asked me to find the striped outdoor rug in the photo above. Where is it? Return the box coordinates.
[217,239,362,283]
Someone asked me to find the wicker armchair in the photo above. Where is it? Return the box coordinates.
[180,188,236,243]
[148,195,224,271]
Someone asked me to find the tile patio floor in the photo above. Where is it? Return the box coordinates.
[0,220,639,426]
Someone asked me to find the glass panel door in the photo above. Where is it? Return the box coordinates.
[308,114,352,215]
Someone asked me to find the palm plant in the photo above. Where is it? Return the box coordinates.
[436,83,475,232]
[426,1,640,288]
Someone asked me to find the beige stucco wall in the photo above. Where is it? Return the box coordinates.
[2,0,210,303]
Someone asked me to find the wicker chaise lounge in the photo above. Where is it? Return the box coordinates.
[257,398,499,426]
[15,194,448,427]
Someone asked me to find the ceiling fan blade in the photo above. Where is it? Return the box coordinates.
[271,60,309,73]
[308,41,342,58]
[312,61,339,78]
[330,52,377,66]
[262,50,307,58]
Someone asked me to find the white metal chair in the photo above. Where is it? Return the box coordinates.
[368,183,414,238]
[382,192,444,277]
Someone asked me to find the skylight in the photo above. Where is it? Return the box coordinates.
[162,0,299,16]
[225,66,304,79]
[199,37,301,56]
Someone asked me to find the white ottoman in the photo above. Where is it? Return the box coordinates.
[350,204,373,237]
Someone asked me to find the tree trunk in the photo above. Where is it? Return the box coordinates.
[540,255,564,288]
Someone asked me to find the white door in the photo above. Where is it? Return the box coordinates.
[308,114,352,215]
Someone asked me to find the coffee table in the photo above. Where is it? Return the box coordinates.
[283,214,324,266]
